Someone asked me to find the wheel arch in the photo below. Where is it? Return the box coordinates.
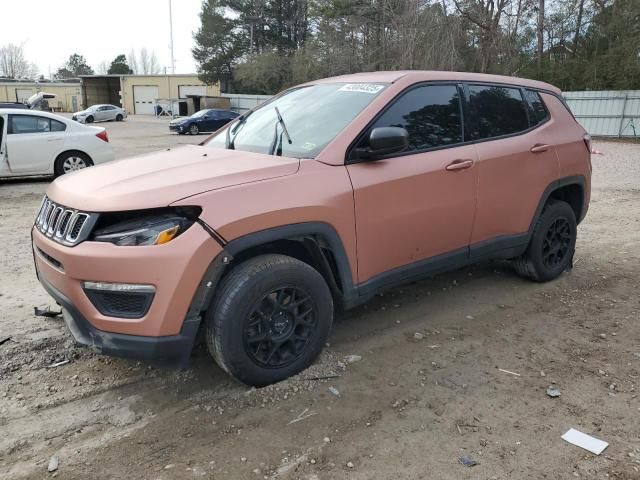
[221,222,358,309]
[530,175,587,230]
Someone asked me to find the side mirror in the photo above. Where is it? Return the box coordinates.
[354,127,409,160]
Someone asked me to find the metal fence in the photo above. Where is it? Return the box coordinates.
[563,90,639,138]
[222,93,272,113]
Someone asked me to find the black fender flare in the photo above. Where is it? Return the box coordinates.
[224,222,357,302]
[529,175,588,231]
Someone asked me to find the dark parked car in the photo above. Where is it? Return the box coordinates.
[169,109,240,135]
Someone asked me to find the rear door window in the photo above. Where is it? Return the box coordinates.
[467,85,529,140]
[366,84,463,152]
[9,115,51,134]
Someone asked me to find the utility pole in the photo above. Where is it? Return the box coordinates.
[168,0,176,74]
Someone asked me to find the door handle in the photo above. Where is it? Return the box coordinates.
[446,159,474,171]
[530,143,551,153]
[47,137,63,142]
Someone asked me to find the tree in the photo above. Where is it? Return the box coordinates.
[192,0,640,94]
[54,67,74,80]
[55,53,94,79]
[127,48,160,74]
[193,0,246,90]
[453,0,512,73]
[108,54,133,74]
[536,0,544,75]
[96,60,110,74]
[0,43,38,79]
[127,50,139,74]
[139,48,161,74]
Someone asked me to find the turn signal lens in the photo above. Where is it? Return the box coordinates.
[93,216,192,246]
[155,225,180,245]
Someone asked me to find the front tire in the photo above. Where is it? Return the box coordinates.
[85,115,94,123]
[54,152,93,177]
[514,199,577,282]
[189,124,199,135]
[206,254,333,387]
[115,114,123,121]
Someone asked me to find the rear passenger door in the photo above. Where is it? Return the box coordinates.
[102,106,117,121]
[218,111,238,130]
[466,84,559,256]
[95,106,111,121]
[346,84,479,285]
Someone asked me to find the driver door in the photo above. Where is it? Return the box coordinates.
[6,114,63,173]
[0,114,8,176]
[346,84,478,285]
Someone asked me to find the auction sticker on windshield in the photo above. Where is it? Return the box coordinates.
[338,83,385,94]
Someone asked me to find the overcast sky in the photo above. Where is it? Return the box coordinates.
[1,0,203,77]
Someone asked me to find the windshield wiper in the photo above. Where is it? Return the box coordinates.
[225,111,252,150]
[268,107,293,156]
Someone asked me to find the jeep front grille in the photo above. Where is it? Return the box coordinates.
[34,196,97,246]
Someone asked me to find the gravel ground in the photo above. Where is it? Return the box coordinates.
[1,118,639,479]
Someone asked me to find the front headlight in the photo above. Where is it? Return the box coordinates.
[92,214,194,246]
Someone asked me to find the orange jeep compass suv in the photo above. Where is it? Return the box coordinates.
[32,71,591,386]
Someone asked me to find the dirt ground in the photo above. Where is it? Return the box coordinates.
[1,117,639,479]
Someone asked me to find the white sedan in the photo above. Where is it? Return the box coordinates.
[0,109,114,178]
[72,104,127,123]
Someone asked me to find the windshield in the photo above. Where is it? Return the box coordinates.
[206,82,388,158]
[191,109,210,118]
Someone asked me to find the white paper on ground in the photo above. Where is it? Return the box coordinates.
[561,428,609,455]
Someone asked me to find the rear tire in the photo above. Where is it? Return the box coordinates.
[206,254,333,387]
[54,152,93,177]
[514,199,577,282]
[85,115,94,123]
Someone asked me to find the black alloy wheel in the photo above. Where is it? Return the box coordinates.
[206,254,333,387]
[513,199,577,282]
[542,217,572,269]
[243,286,316,369]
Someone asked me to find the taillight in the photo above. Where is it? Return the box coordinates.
[96,130,109,142]
[583,133,592,154]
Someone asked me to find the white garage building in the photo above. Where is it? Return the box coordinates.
[79,74,221,115]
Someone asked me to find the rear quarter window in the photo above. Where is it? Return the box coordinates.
[525,89,550,126]
[467,85,529,140]
[51,119,67,132]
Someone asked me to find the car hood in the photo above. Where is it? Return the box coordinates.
[73,109,91,116]
[170,117,190,124]
[47,145,300,211]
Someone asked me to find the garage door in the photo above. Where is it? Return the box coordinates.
[178,85,206,99]
[133,85,159,115]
